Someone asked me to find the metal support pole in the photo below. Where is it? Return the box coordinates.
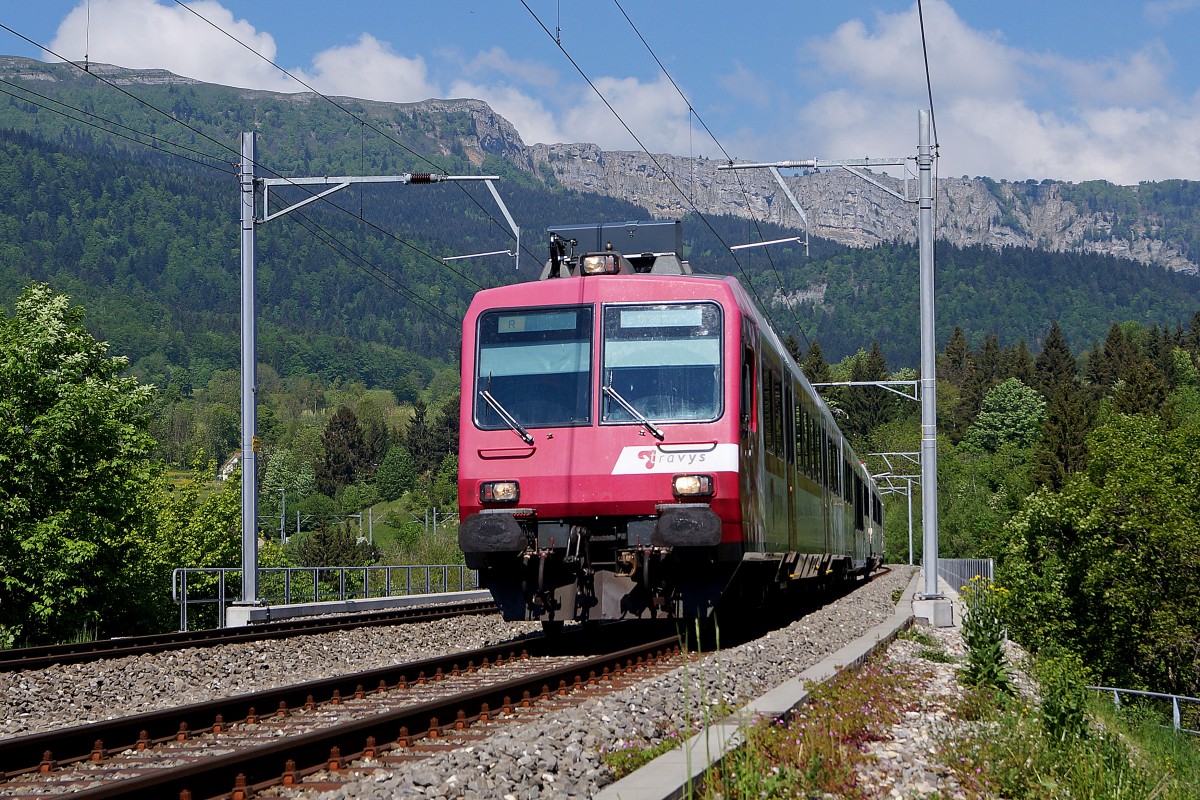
[237,132,260,606]
[907,478,914,566]
[917,110,941,598]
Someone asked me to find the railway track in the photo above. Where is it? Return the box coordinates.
[0,623,683,800]
[0,598,497,672]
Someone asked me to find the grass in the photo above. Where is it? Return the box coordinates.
[943,689,1200,798]
[602,729,692,779]
[695,655,927,799]
[645,639,1200,799]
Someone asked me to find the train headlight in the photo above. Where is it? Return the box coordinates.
[480,480,520,504]
[580,253,621,275]
[672,474,714,498]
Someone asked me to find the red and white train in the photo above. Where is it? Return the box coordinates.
[458,220,883,625]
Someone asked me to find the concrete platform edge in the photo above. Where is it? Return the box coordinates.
[595,569,921,800]
[224,589,492,627]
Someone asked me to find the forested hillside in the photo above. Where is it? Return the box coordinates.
[2,56,1200,384]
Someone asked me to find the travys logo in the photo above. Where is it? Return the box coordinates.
[612,443,739,475]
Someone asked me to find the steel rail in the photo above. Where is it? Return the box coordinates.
[0,620,665,778]
[0,599,497,672]
[62,635,682,800]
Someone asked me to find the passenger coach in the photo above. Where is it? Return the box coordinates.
[458,220,883,625]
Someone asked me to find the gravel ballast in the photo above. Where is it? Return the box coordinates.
[0,615,544,739]
[1,567,915,799]
[294,566,916,800]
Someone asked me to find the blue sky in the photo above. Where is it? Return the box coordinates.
[2,1,1199,184]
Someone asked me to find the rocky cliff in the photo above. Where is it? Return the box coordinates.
[527,142,1198,274]
[4,57,1193,274]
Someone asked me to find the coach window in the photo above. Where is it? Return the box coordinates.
[475,306,592,429]
[601,302,722,423]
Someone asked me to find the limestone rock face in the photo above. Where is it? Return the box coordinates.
[529,145,1198,274]
[3,57,1192,273]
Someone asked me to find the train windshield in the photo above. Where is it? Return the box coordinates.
[475,306,593,429]
[602,302,723,423]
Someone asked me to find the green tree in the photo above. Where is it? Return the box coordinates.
[375,445,417,501]
[1035,321,1077,397]
[316,405,368,496]
[259,447,317,521]
[431,454,459,510]
[0,284,157,643]
[938,325,974,388]
[800,340,831,384]
[405,400,437,475]
[290,522,374,568]
[963,378,1046,452]
[999,414,1200,696]
[1031,385,1094,490]
[1112,358,1171,419]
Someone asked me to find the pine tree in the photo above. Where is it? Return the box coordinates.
[784,334,803,365]
[1113,358,1172,418]
[316,406,368,497]
[939,325,975,388]
[405,401,437,475]
[1003,339,1037,384]
[801,340,831,384]
[1035,321,1077,397]
[1032,384,1094,489]
[977,333,1002,388]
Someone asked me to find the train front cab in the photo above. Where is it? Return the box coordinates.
[458,263,745,624]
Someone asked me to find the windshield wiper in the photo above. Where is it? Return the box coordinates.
[479,389,535,445]
[604,373,664,440]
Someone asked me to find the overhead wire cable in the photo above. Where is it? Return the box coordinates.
[0,23,482,318]
[917,0,941,255]
[0,78,233,174]
[519,0,781,324]
[609,0,811,349]
[167,0,534,267]
[289,211,460,329]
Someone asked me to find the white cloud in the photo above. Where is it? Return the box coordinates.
[1036,43,1173,107]
[447,78,566,145]
[1144,0,1199,26]
[302,34,437,103]
[49,0,296,92]
[461,46,558,89]
[718,62,771,110]
[792,0,1200,182]
[559,74,695,155]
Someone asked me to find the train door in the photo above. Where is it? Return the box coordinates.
[784,380,796,551]
[739,318,764,550]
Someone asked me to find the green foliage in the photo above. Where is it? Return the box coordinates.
[287,522,375,568]
[316,405,372,496]
[700,656,921,799]
[999,414,1200,696]
[431,454,459,509]
[1036,653,1090,745]
[0,284,159,643]
[963,378,1046,452]
[960,576,1013,694]
[375,446,417,501]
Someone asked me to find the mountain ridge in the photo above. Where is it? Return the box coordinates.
[4,55,1195,274]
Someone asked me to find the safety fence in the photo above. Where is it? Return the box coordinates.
[171,565,480,631]
[1089,686,1200,736]
[933,557,994,592]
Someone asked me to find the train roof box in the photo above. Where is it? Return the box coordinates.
[540,220,691,279]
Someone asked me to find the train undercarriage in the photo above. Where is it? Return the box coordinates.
[461,511,871,624]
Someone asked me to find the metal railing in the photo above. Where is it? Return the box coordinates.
[171,565,480,631]
[1089,686,1200,736]
[934,557,994,592]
